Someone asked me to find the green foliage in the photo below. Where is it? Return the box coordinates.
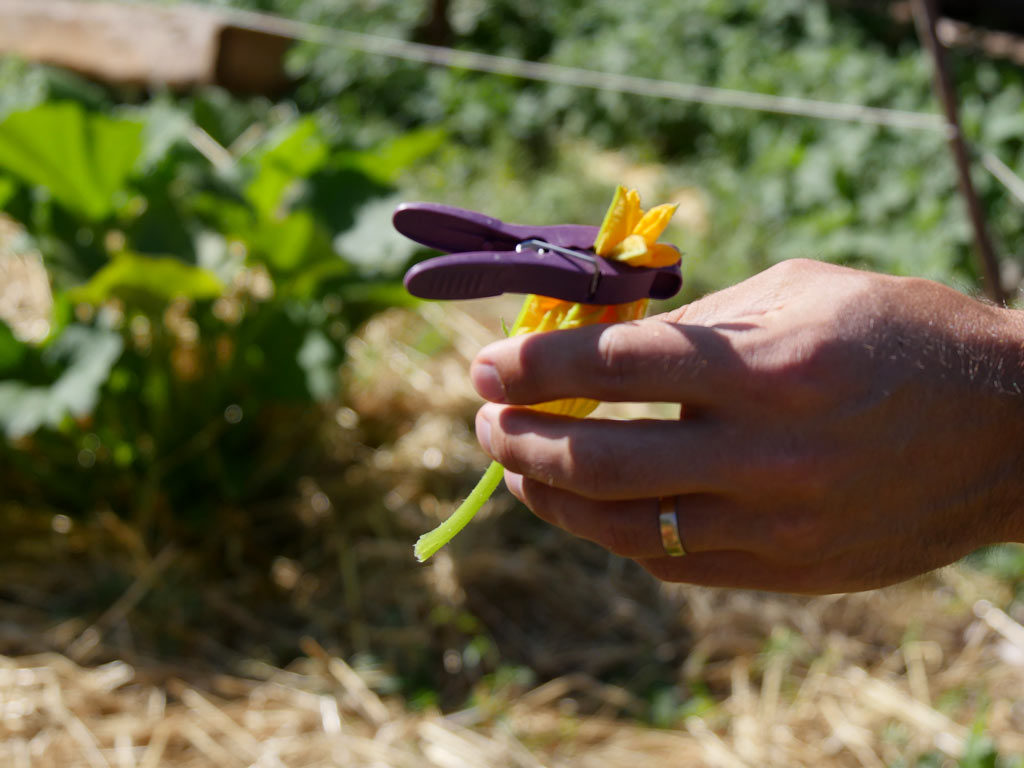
[254,0,1024,295]
[0,325,123,439]
[0,320,24,373]
[68,253,223,307]
[0,102,143,220]
[0,97,431,535]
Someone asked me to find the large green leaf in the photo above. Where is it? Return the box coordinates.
[0,324,122,439]
[0,102,143,220]
[67,253,223,306]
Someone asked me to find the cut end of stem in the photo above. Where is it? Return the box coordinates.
[414,461,505,562]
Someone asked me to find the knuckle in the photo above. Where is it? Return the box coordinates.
[740,438,813,490]
[567,457,607,497]
[766,257,815,280]
[484,420,514,464]
[599,517,643,558]
[773,257,840,278]
[596,324,635,390]
[570,439,621,496]
[748,341,850,411]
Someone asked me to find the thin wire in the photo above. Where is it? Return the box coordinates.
[982,151,1024,207]
[215,6,1024,209]
[221,7,947,133]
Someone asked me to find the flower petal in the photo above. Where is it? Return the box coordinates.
[593,185,633,256]
[625,188,643,232]
[633,203,678,246]
[531,397,600,418]
[641,243,681,267]
[611,299,649,323]
[610,233,650,264]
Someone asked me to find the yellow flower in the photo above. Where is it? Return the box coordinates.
[594,185,679,267]
[414,186,679,561]
[510,185,679,418]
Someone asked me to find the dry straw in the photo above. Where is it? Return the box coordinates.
[2,259,1024,766]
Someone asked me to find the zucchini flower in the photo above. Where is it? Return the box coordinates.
[415,186,679,561]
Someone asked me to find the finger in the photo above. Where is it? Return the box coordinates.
[471,319,743,407]
[506,472,750,558]
[638,551,828,593]
[478,404,729,499]
[505,471,821,560]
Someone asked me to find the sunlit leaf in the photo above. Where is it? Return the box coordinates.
[67,253,223,306]
[0,102,143,220]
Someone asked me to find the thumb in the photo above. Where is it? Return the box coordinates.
[470,319,735,406]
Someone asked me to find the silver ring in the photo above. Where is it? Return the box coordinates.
[658,497,686,557]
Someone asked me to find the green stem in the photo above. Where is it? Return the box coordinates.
[414,460,505,562]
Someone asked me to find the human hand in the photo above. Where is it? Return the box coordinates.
[469,259,1024,593]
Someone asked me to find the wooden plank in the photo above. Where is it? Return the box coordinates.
[0,0,292,93]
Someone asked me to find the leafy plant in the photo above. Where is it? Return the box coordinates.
[241,0,1024,296]
[0,99,434,537]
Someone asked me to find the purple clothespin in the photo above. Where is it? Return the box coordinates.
[393,202,683,305]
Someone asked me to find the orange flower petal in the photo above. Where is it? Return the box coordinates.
[611,298,649,323]
[633,203,678,246]
[641,243,682,267]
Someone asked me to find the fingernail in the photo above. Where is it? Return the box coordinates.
[475,407,494,455]
[472,362,507,403]
[504,471,523,498]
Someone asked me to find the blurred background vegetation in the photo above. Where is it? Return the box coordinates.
[2,0,1024,765]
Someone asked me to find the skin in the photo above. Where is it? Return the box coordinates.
[468,259,1024,594]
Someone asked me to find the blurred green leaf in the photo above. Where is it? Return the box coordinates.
[0,325,122,438]
[130,98,195,172]
[0,320,25,374]
[337,127,447,184]
[297,329,336,400]
[0,174,15,210]
[0,60,50,120]
[255,210,318,273]
[67,253,223,306]
[335,280,418,308]
[0,102,143,220]
[960,722,999,768]
[333,195,418,275]
[245,117,329,219]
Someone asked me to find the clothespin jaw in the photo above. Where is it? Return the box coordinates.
[393,202,682,305]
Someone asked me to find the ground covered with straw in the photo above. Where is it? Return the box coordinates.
[1,297,1024,767]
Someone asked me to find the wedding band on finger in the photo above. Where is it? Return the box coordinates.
[658,496,687,557]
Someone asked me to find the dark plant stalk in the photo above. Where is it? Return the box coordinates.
[911,0,1006,305]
